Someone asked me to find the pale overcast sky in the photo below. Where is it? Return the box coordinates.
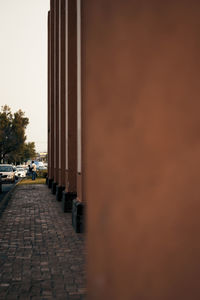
[0,0,50,152]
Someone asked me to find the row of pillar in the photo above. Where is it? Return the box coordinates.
[46,0,200,298]
[45,0,200,298]
[47,0,84,233]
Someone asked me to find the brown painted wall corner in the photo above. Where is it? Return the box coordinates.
[83,1,200,299]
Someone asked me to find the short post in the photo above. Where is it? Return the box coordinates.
[0,175,2,193]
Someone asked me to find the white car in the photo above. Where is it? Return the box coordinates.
[16,165,27,175]
[0,164,15,183]
[15,167,26,178]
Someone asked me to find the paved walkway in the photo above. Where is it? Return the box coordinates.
[0,184,86,300]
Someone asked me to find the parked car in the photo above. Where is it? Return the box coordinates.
[24,167,29,175]
[15,167,26,178]
[34,161,45,170]
[38,166,47,170]
[0,164,15,183]
[16,165,28,175]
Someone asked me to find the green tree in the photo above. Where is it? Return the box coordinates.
[0,105,29,163]
[8,142,36,164]
[22,142,36,162]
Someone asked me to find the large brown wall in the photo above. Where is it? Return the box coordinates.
[82,1,200,299]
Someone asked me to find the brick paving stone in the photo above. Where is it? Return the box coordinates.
[0,185,87,299]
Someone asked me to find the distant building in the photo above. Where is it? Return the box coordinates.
[36,152,48,162]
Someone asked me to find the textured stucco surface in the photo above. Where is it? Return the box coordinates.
[82,1,200,299]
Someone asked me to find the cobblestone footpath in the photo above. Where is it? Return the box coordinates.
[0,184,86,300]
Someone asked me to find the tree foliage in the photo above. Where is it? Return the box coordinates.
[8,142,37,164]
[0,105,36,164]
[23,142,36,161]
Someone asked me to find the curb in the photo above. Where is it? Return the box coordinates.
[0,180,21,217]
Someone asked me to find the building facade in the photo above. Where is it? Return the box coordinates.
[47,0,83,233]
[47,1,200,299]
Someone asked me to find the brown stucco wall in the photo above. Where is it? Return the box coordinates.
[82,1,200,299]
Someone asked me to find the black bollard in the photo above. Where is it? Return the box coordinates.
[0,175,2,194]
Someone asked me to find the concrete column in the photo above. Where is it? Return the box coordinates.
[62,0,77,212]
[48,0,55,189]
[56,0,66,201]
[47,11,51,185]
[72,0,84,233]
[52,0,60,194]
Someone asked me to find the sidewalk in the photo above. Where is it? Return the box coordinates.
[0,184,86,300]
